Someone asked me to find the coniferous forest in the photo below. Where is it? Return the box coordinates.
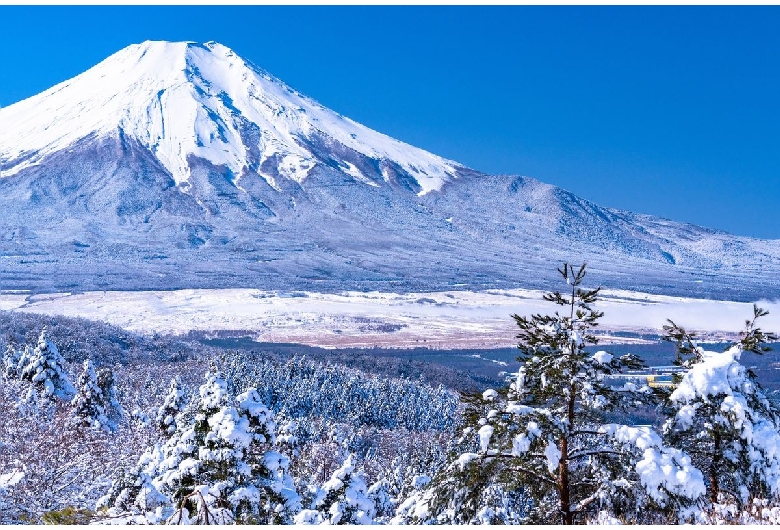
[3,264,780,524]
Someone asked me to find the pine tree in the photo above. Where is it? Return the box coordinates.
[2,343,21,378]
[99,370,300,524]
[72,359,109,430]
[16,384,41,417]
[294,454,375,525]
[15,345,33,380]
[97,367,122,430]
[96,445,167,522]
[20,327,74,400]
[662,305,780,517]
[411,263,704,524]
[155,377,187,435]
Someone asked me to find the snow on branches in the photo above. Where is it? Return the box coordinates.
[407,263,706,524]
[99,370,300,524]
[663,305,780,514]
[20,327,75,401]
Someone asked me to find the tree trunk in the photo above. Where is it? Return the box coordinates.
[559,434,571,524]
[709,430,721,505]
[559,382,576,524]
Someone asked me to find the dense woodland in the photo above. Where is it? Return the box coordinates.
[3,264,780,524]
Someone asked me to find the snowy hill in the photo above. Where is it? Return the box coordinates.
[1,40,780,301]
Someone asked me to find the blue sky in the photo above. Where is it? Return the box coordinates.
[1,6,779,238]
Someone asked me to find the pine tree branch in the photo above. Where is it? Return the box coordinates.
[568,449,623,461]
[571,489,603,514]
[510,466,557,487]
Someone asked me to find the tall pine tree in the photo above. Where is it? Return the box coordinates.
[409,263,704,524]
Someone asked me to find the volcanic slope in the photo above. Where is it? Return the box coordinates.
[1,40,779,300]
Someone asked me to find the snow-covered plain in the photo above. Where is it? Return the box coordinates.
[1,288,776,348]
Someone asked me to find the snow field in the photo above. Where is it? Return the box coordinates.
[1,287,778,348]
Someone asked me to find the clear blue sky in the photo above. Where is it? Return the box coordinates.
[1,6,779,239]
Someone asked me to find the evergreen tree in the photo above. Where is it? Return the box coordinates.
[409,263,704,524]
[97,367,122,429]
[2,343,21,378]
[662,305,780,517]
[294,454,375,525]
[155,377,187,435]
[20,327,74,400]
[16,384,41,417]
[99,370,300,524]
[96,446,167,522]
[15,345,33,380]
[72,359,109,430]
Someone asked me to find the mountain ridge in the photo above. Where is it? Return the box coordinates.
[1,40,779,301]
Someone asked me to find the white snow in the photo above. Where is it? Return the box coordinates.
[669,345,743,404]
[457,453,480,471]
[599,424,706,502]
[482,389,498,401]
[0,470,23,490]
[0,41,461,195]
[544,439,562,473]
[591,350,613,364]
[478,425,494,452]
[0,287,775,350]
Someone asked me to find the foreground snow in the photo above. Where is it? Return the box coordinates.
[1,288,777,348]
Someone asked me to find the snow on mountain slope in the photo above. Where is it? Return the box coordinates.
[0,41,461,194]
[1,41,780,301]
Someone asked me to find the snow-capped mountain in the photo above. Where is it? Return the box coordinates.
[1,40,779,301]
[0,41,461,194]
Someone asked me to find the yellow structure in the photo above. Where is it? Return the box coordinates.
[645,375,675,388]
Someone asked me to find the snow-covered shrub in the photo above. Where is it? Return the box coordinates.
[0,469,24,523]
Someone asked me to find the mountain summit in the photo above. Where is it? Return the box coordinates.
[0,41,779,300]
[0,40,461,194]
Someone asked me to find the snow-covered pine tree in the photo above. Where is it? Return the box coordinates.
[20,327,75,400]
[155,376,187,435]
[662,305,780,517]
[2,343,21,378]
[97,367,122,430]
[294,454,375,525]
[96,446,167,523]
[15,345,33,380]
[72,359,109,430]
[409,263,704,524]
[367,478,396,523]
[99,370,300,524]
[16,385,41,417]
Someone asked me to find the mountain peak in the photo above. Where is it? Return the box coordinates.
[0,40,462,193]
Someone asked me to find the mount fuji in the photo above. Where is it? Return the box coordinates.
[1,40,779,301]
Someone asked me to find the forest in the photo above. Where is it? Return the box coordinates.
[2,264,780,525]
